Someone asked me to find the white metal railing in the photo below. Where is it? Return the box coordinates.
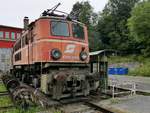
[109,78,136,98]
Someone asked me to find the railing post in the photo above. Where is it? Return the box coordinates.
[133,82,136,95]
[112,84,115,99]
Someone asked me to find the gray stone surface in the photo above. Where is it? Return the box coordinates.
[109,75,150,93]
[95,95,150,113]
[0,48,12,72]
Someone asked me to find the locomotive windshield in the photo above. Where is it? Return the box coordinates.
[51,21,69,37]
[51,20,85,40]
[72,23,84,39]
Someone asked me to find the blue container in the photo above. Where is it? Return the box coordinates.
[108,68,128,75]
[108,68,115,75]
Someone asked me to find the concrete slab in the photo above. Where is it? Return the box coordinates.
[91,95,150,113]
[109,75,150,93]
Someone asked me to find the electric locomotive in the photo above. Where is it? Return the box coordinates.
[12,4,99,100]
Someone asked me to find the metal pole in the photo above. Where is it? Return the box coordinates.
[112,85,115,99]
[98,56,100,72]
[41,62,42,75]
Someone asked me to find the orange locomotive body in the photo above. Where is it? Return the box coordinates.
[12,10,99,100]
[13,17,89,65]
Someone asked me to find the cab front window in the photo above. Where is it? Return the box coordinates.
[72,23,85,39]
[51,21,69,37]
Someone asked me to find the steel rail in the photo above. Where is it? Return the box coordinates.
[84,101,114,113]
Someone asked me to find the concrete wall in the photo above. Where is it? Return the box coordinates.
[0,48,12,72]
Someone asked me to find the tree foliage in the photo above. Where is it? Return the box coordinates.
[70,0,150,57]
[70,1,93,26]
[97,0,139,52]
[128,1,150,56]
[70,1,100,51]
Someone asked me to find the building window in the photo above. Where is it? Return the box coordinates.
[0,31,4,38]
[11,32,15,40]
[5,32,10,39]
[17,33,21,39]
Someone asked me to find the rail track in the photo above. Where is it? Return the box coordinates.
[58,95,114,113]
[0,74,115,113]
[84,101,113,113]
[2,73,149,113]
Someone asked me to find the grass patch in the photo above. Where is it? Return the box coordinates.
[109,55,137,64]
[128,59,150,77]
[0,107,62,113]
[0,106,43,113]
[0,84,7,92]
[0,107,41,113]
[0,96,13,107]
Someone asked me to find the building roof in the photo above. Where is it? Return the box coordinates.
[89,49,118,56]
[0,25,22,30]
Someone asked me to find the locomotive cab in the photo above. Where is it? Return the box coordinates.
[12,7,99,100]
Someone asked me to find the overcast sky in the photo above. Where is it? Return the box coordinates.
[0,0,108,28]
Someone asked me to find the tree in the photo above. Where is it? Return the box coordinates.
[128,1,150,56]
[97,0,139,52]
[70,1,100,51]
[70,1,93,26]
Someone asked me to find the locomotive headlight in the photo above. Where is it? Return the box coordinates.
[80,52,88,61]
[51,49,62,60]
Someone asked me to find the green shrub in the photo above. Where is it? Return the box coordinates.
[129,61,150,77]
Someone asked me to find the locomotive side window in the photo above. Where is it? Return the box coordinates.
[22,36,25,47]
[15,52,21,61]
[14,39,21,51]
[51,21,69,37]
[22,35,29,47]
[22,35,28,47]
[25,36,29,45]
[72,24,84,39]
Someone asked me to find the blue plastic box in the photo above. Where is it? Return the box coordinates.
[108,68,128,75]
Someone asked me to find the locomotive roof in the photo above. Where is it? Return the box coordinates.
[14,15,85,45]
[29,16,85,27]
